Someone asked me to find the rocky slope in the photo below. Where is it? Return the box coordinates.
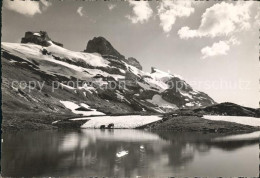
[1,31,216,127]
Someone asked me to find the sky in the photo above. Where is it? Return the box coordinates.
[2,0,260,108]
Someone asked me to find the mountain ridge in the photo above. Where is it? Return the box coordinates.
[1,31,217,121]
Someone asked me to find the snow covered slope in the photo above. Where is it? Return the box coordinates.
[74,115,162,129]
[1,31,216,117]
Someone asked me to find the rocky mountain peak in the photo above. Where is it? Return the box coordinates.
[84,36,125,60]
[85,36,143,70]
[21,31,63,47]
[127,57,142,70]
[151,67,156,73]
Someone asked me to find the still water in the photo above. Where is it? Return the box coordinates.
[2,129,259,177]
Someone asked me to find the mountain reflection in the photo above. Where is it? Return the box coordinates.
[2,129,259,177]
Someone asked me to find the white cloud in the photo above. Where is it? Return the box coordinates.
[77,6,84,17]
[157,1,195,33]
[178,26,198,39]
[126,1,153,24]
[228,36,241,46]
[108,4,116,11]
[201,37,240,59]
[254,6,260,27]
[201,41,230,59]
[3,0,51,16]
[178,1,255,39]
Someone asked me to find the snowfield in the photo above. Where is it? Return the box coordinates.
[1,42,124,81]
[203,115,260,127]
[60,101,105,116]
[47,41,109,67]
[2,41,216,114]
[71,115,162,129]
[150,68,174,82]
[2,42,109,67]
[146,94,177,110]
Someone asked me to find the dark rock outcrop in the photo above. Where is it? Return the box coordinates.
[162,89,186,107]
[127,57,142,70]
[21,31,63,47]
[151,67,156,73]
[85,36,125,59]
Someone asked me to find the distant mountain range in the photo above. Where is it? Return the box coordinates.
[2,31,216,117]
[194,102,260,117]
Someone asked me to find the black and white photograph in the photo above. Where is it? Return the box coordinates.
[1,0,260,177]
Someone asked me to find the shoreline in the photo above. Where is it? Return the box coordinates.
[2,112,260,134]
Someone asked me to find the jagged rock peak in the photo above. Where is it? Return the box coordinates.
[85,36,143,70]
[127,57,142,70]
[151,67,157,73]
[21,31,63,47]
[84,36,125,59]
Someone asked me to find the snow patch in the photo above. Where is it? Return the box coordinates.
[185,102,194,107]
[180,91,193,99]
[33,33,41,37]
[1,42,127,82]
[74,115,162,128]
[60,83,76,90]
[47,41,109,67]
[203,115,260,127]
[119,68,126,74]
[60,100,105,116]
[150,68,173,82]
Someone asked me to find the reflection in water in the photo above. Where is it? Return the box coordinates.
[2,130,259,177]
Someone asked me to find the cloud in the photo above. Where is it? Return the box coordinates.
[3,0,51,16]
[178,26,199,39]
[201,41,230,59]
[157,1,195,33]
[201,37,240,59]
[178,1,255,39]
[254,6,260,27]
[126,1,153,24]
[77,6,84,17]
[108,4,116,11]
